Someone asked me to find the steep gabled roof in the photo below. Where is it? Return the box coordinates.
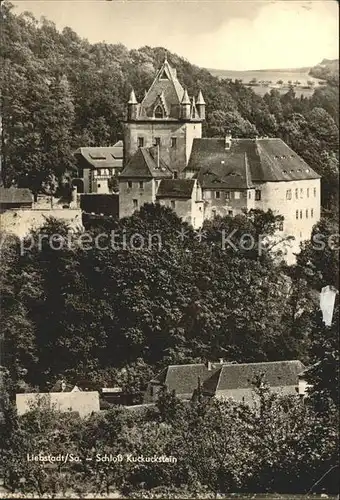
[151,363,221,397]
[186,138,320,185]
[203,360,305,395]
[156,179,196,199]
[138,59,185,120]
[0,187,33,204]
[74,145,123,170]
[119,147,172,179]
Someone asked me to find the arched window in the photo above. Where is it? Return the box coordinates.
[154,105,164,119]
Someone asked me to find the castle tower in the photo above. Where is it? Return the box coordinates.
[196,90,206,120]
[181,89,191,120]
[123,58,205,174]
[127,89,138,120]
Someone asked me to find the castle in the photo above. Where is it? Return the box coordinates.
[118,58,321,254]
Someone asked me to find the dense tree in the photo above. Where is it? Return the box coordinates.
[0,206,318,390]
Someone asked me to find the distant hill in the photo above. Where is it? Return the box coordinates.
[208,66,311,75]
[309,59,339,85]
[206,67,321,89]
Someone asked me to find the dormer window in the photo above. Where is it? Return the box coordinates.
[154,106,164,119]
[159,70,169,80]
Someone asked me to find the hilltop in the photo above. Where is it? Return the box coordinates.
[309,59,339,85]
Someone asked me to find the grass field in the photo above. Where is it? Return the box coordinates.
[207,67,324,97]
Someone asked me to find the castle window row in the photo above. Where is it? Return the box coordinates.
[127,181,144,189]
[204,189,262,201]
[93,168,115,177]
[203,190,261,200]
[212,209,233,217]
[286,187,317,200]
[137,137,177,148]
[295,209,314,219]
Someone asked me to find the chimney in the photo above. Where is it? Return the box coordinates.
[153,145,160,169]
[196,90,206,120]
[127,89,138,121]
[225,131,232,150]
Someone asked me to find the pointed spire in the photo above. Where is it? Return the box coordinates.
[181,89,190,105]
[128,89,137,104]
[197,90,206,105]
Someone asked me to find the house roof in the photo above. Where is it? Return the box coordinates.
[186,138,320,186]
[151,363,222,397]
[138,59,185,120]
[0,187,33,204]
[156,179,196,199]
[203,360,305,395]
[74,143,123,170]
[119,147,172,179]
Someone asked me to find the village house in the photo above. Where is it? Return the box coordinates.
[74,140,123,194]
[156,178,204,229]
[143,360,305,405]
[119,145,173,218]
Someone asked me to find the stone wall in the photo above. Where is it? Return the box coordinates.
[254,178,321,243]
[0,208,83,239]
[16,392,100,418]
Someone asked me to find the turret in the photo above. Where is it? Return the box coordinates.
[128,89,138,120]
[181,89,191,120]
[196,90,206,120]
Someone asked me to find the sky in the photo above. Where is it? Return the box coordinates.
[12,0,339,70]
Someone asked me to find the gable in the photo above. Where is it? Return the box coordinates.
[120,147,172,179]
[139,60,184,120]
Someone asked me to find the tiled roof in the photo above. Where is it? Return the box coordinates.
[203,360,305,395]
[0,187,33,204]
[151,363,221,397]
[74,145,123,170]
[156,179,196,199]
[138,60,185,120]
[119,147,172,179]
[186,138,320,185]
